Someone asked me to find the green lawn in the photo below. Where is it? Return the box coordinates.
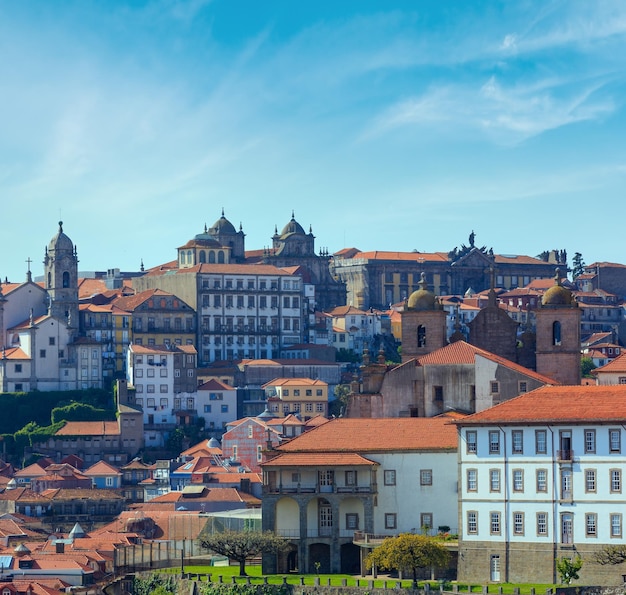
[160,565,557,593]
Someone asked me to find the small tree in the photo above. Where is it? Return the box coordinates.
[581,357,597,378]
[201,530,287,576]
[593,544,626,565]
[556,555,583,584]
[572,252,586,279]
[366,533,450,586]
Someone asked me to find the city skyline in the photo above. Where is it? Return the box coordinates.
[1,0,626,283]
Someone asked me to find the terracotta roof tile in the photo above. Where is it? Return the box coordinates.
[594,352,626,373]
[55,421,119,436]
[416,340,558,385]
[342,251,449,263]
[277,415,461,452]
[262,452,377,467]
[144,263,299,277]
[456,384,626,425]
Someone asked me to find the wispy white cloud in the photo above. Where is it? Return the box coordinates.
[363,72,616,145]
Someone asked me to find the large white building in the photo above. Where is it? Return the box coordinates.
[261,415,461,576]
[127,343,197,447]
[456,384,626,585]
[0,222,103,392]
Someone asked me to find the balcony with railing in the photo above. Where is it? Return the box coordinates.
[557,449,574,462]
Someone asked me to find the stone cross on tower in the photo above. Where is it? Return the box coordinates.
[25,257,32,283]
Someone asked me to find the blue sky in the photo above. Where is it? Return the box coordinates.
[1,0,625,284]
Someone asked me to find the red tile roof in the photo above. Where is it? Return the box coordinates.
[55,421,120,436]
[198,379,234,391]
[456,384,626,425]
[131,344,196,354]
[594,353,626,374]
[277,415,461,452]
[416,340,558,385]
[83,461,121,476]
[342,251,449,263]
[262,452,377,467]
[143,263,299,277]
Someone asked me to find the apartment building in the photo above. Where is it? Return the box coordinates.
[456,384,626,584]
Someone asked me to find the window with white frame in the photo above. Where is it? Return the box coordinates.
[466,430,477,454]
[467,511,478,534]
[490,469,501,492]
[385,513,397,529]
[585,469,596,492]
[536,469,547,492]
[537,512,548,536]
[585,429,596,453]
[611,469,621,493]
[513,512,524,535]
[490,511,501,535]
[512,430,523,454]
[420,513,433,531]
[345,470,357,486]
[513,469,524,492]
[384,470,396,486]
[610,429,621,453]
[535,430,547,454]
[467,469,477,492]
[420,469,432,486]
[586,513,597,537]
[611,513,622,537]
[489,431,500,454]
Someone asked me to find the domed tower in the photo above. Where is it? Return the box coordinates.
[207,209,246,262]
[400,272,447,362]
[535,269,581,385]
[271,211,315,257]
[43,221,79,326]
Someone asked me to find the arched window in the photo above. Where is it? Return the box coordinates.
[199,250,206,263]
[417,325,426,348]
[180,251,186,264]
[62,271,70,288]
[209,251,216,263]
[47,272,52,288]
[218,251,225,264]
[187,250,193,264]
[552,321,562,346]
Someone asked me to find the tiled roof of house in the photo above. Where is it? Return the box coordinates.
[262,452,377,467]
[143,263,299,277]
[77,278,108,299]
[120,458,152,471]
[1,346,30,360]
[327,305,369,317]
[55,421,119,436]
[339,250,449,263]
[9,314,52,331]
[0,488,51,502]
[39,488,124,500]
[14,462,49,478]
[262,378,327,388]
[277,415,461,453]
[594,352,626,374]
[456,384,626,425]
[83,461,121,476]
[493,254,547,265]
[415,340,558,385]
[131,343,196,354]
[198,379,234,391]
[113,288,186,312]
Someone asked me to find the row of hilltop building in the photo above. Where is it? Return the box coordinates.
[2,215,626,585]
[1,215,624,393]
